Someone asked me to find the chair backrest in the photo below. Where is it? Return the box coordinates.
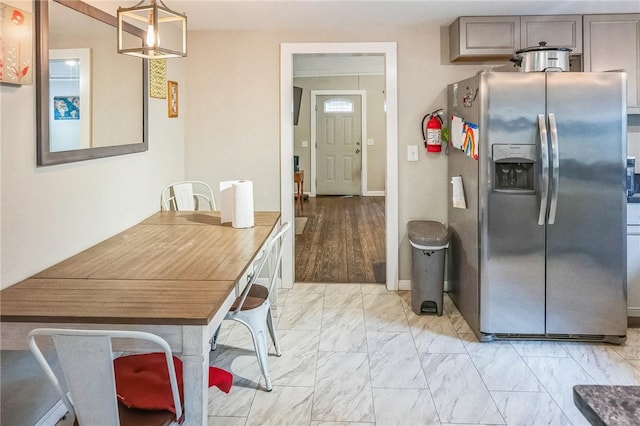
[234,222,291,312]
[160,181,216,211]
[28,328,182,425]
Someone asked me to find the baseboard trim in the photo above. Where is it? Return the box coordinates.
[399,279,411,291]
[306,192,380,197]
[35,400,67,426]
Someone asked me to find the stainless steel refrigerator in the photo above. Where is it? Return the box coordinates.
[447,70,628,343]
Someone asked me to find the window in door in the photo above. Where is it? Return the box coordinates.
[323,98,354,113]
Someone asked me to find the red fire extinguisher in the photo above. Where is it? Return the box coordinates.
[422,109,444,153]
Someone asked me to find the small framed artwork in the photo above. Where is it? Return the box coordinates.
[168,80,178,118]
[53,96,80,120]
[0,3,33,85]
[149,59,167,99]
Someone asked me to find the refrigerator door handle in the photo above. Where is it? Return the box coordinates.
[537,114,550,225]
[548,113,560,225]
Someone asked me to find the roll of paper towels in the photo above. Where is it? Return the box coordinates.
[219,180,255,228]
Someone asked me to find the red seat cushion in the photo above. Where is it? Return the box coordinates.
[209,366,233,393]
[114,353,233,413]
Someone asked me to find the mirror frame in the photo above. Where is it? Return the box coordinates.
[36,0,149,166]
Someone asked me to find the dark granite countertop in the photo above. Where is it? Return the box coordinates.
[573,385,640,425]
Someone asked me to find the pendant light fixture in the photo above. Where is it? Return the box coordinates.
[117,0,187,59]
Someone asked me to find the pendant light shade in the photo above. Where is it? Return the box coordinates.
[117,0,187,59]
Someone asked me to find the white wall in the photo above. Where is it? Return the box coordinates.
[185,31,281,211]
[1,0,187,288]
[185,26,492,279]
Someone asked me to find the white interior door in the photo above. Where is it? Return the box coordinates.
[316,95,362,195]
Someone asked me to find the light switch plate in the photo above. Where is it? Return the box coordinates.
[367,138,374,146]
[301,140,308,147]
[407,145,419,162]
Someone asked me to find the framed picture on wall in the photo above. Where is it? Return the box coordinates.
[0,3,33,85]
[149,59,167,99]
[168,80,178,118]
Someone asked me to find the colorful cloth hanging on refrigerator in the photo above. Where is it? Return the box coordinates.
[449,116,479,160]
[462,121,479,160]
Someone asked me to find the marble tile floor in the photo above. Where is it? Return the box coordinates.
[207,283,640,426]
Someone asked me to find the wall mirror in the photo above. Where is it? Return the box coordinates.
[36,0,148,166]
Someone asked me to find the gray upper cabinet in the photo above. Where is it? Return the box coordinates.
[521,15,582,54]
[449,16,520,61]
[584,14,640,112]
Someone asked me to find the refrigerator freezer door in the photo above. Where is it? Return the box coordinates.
[480,72,547,335]
[545,72,628,337]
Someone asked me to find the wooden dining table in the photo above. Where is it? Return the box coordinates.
[0,210,281,426]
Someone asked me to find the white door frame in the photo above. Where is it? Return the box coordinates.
[311,90,367,197]
[280,42,398,291]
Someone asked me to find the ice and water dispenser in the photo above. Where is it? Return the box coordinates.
[492,144,536,192]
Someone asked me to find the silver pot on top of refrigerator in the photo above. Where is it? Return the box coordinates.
[510,42,572,72]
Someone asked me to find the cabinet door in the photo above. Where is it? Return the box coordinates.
[521,15,582,54]
[450,16,520,61]
[628,229,640,316]
[584,14,640,112]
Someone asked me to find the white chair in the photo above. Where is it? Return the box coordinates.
[214,222,290,391]
[28,328,183,426]
[160,181,216,211]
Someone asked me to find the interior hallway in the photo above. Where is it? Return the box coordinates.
[295,196,385,283]
[207,283,640,425]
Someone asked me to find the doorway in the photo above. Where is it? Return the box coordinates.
[280,42,398,290]
[297,87,383,283]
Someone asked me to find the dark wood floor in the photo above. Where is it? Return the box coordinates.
[295,195,386,283]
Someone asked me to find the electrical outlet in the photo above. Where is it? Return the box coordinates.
[407,145,419,162]
[301,140,308,147]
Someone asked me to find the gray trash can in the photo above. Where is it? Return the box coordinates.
[408,220,449,316]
